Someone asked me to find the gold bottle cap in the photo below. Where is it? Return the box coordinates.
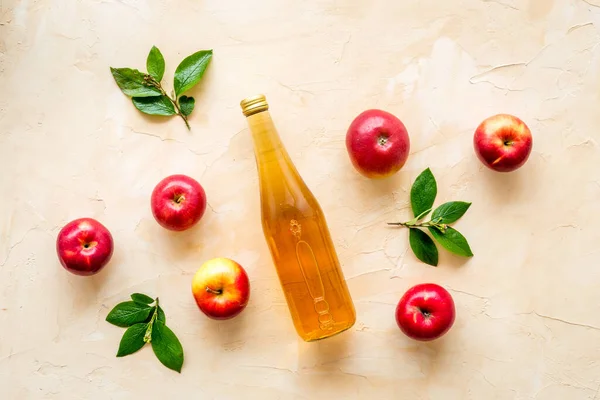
[240,94,269,116]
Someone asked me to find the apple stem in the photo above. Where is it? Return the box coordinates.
[419,308,431,318]
[174,194,185,204]
[205,287,222,295]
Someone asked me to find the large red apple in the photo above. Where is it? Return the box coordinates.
[56,217,114,276]
[151,174,207,231]
[345,109,410,178]
[473,114,533,172]
[395,283,455,341]
[192,258,250,320]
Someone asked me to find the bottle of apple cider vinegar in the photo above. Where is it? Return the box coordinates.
[240,94,356,341]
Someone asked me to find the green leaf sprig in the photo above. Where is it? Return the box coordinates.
[106,293,184,373]
[388,168,473,266]
[110,46,213,130]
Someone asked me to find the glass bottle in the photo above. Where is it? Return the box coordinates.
[240,94,356,341]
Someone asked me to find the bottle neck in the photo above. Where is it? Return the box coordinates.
[246,110,285,156]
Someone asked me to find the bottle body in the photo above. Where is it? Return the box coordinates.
[242,97,356,341]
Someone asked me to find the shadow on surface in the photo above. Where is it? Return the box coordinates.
[160,217,207,261]
[480,165,531,204]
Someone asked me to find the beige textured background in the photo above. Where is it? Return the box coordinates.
[2,0,600,398]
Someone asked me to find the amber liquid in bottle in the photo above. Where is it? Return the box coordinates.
[241,94,356,341]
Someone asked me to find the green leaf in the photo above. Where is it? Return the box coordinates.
[151,321,184,373]
[131,293,154,305]
[146,46,165,82]
[110,67,161,97]
[106,301,153,327]
[409,228,438,266]
[429,226,473,257]
[116,323,148,357]
[157,306,166,323]
[173,49,213,97]
[410,168,437,218]
[432,201,471,224]
[178,95,195,116]
[132,96,176,116]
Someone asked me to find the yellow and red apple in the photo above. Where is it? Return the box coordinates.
[473,114,533,172]
[192,258,250,320]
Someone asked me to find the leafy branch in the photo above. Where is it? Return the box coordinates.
[106,293,184,373]
[110,46,212,130]
[388,168,473,266]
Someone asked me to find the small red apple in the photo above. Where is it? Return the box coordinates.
[345,109,410,178]
[473,114,533,172]
[56,217,114,276]
[192,257,250,320]
[151,174,207,231]
[395,283,455,341]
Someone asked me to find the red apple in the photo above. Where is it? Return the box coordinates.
[192,258,250,320]
[395,283,455,341]
[345,109,410,178]
[151,174,207,231]
[473,114,533,172]
[56,217,114,276]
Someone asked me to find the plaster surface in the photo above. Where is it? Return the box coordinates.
[1,1,600,399]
